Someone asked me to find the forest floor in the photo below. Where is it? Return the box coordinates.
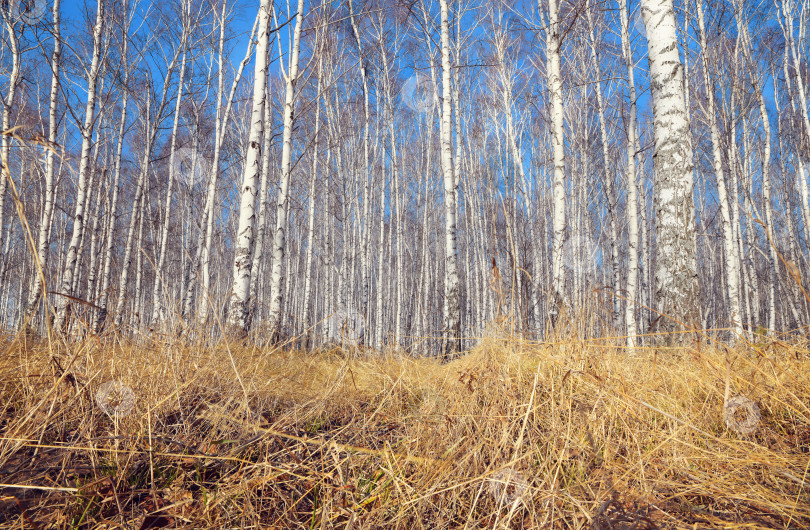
[0,330,809,529]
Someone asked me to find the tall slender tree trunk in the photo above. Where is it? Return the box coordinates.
[250,81,274,328]
[619,0,640,347]
[267,0,305,340]
[0,13,21,286]
[740,116,760,326]
[198,5,259,326]
[349,0,371,327]
[303,52,324,343]
[586,0,621,331]
[227,0,272,333]
[25,0,61,322]
[696,0,743,338]
[133,187,147,330]
[781,44,810,250]
[72,128,103,299]
[54,0,105,332]
[375,163,387,349]
[540,0,566,319]
[439,0,460,356]
[152,27,189,326]
[84,160,106,308]
[96,0,129,332]
[641,0,700,332]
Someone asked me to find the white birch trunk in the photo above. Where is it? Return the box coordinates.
[641,0,700,331]
[375,164,386,349]
[198,4,259,325]
[757,85,776,332]
[440,0,460,356]
[227,0,272,332]
[250,81,274,325]
[696,0,743,338]
[133,187,146,330]
[267,0,305,339]
[540,0,566,318]
[0,13,20,284]
[303,52,324,341]
[84,160,106,307]
[96,0,129,332]
[727,92,750,328]
[54,0,104,332]
[349,0,371,323]
[586,0,621,330]
[25,0,60,321]
[619,0,640,347]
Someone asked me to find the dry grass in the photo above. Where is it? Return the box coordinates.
[1,331,809,529]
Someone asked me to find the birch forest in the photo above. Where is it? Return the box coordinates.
[3,0,810,525]
[1,0,809,351]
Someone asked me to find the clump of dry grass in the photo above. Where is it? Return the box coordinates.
[0,332,808,528]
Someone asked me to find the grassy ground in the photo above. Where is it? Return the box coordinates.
[1,331,808,528]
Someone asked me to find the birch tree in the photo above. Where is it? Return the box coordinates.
[303,40,326,343]
[619,0,641,347]
[540,0,567,318]
[227,0,273,333]
[0,7,21,285]
[267,0,305,341]
[197,4,258,326]
[152,0,191,326]
[349,0,372,323]
[641,0,701,332]
[96,0,131,332]
[439,0,461,356]
[24,0,61,322]
[696,0,743,338]
[54,0,105,332]
[585,0,621,330]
